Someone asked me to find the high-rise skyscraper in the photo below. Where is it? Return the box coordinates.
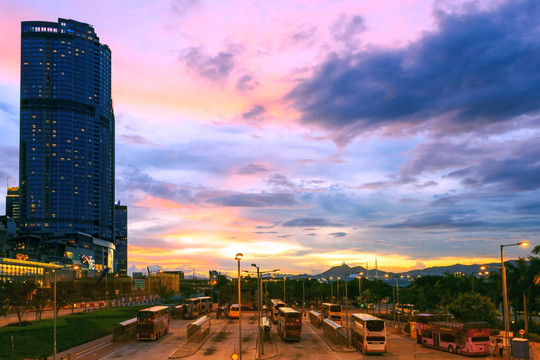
[6,187,20,220]
[19,19,115,243]
[114,202,128,276]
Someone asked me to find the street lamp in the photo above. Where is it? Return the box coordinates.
[244,266,279,358]
[501,241,528,360]
[302,278,310,313]
[357,272,364,307]
[345,274,349,347]
[210,275,216,304]
[235,253,243,360]
[251,263,262,359]
[329,277,334,303]
[53,269,57,360]
[282,277,286,303]
[147,266,151,303]
[337,277,341,304]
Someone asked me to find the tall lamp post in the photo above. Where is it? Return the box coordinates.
[337,277,341,304]
[385,273,401,330]
[147,266,151,303]
[210,275,216,304]
[53,269,57,360]
[282,277,286,303]
[345,274,349,347]
[329,277,334,303]
[235,253,243,360]
[357,272,364,308]
[501,241,528,360]
[251,264,262,359]
[249,266,279,357]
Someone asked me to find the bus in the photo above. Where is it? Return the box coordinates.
[184,296,212,319]
[415,314,490,356]
[136,306,170,340]
[321,303,342,325]
[350,313,387,354]
[396,303,415,316]
[270,299,286,323]
[277,307,302,341]
[229,304,240,319]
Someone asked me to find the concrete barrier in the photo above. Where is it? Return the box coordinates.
[322,319,347,346]
[187,315,210,342]
[112,317,138,342]
[309,310,322,328]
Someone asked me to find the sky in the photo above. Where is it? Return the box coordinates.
[0,0,538,277]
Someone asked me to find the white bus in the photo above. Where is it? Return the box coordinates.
[350,313,387,354]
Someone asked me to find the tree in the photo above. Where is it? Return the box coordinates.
[449,292,498,326]
[0,281,9,318]
[54,280,77,315]
[506,258,535,333]
[30,286,52,320]
[5,280,38,326]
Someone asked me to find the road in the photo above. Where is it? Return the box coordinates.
[96,311,493,360]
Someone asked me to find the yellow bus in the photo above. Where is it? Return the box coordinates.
[229,304,240,319]
[270,299,286,323]
[321,303,342,324]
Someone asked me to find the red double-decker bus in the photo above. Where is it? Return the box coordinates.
[277,307,302,341]
[415,314,490,356]
[136,306,170,340]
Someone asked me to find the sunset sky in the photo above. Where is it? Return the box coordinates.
[0,0,538,277]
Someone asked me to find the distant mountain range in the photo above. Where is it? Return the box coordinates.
[130,262,508,280]
[274,262,505,281]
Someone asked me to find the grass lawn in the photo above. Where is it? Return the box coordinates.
[0,306,146,360]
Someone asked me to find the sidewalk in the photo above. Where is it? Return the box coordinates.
[44,334,134,360]
[0,307,86,327]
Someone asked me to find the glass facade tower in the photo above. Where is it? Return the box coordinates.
[114,203,128,276]
[19,19,114,242]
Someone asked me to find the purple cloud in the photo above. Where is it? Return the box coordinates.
[287,0,540,143]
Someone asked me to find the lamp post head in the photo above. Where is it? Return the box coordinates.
[235,253,243,261]
[519,241,529,247]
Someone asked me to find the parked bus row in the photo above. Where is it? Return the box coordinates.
[136,296,212,340]
[135,299,487,357]
[183,296,212,319]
